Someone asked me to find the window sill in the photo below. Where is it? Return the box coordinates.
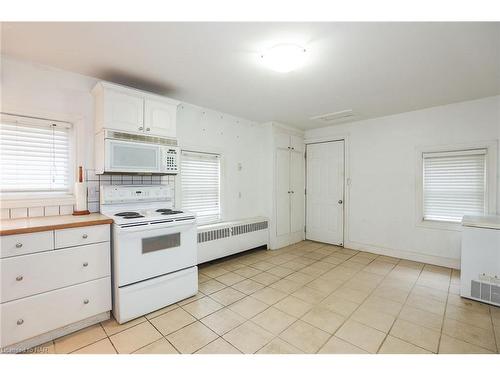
[416,219,463,232]
[0,195,76,209]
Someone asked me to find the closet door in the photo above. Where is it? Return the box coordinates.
[290,149,304,233]
[276,148,291,237]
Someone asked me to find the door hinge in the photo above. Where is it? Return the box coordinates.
[304,188,307,195]
[304,225,306,233]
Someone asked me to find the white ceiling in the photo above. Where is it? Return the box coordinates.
[2,22,500,129]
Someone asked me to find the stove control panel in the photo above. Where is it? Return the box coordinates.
[100,185,173,204]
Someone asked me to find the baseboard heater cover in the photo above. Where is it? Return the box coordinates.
[197,217,269,264]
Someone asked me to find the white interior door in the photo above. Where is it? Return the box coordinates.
[276,148,291,237]
[306,141,345,245]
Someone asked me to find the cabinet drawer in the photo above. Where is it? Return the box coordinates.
[55,224,109,249]
[1,277,111,347]
[0,231,54,258]
[1,242,111,303]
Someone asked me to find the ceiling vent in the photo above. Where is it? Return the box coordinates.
[310,109,355,124]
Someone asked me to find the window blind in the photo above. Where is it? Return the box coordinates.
[181,150,221,224]
[0,116,72,194]
[423,149,487,223]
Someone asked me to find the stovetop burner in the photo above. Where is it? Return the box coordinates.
[115,212,140,217]
[156,208,184,215]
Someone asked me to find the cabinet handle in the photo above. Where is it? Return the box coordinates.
[146,127,150,131]
[139,126,144,131]
[17,319,24,325]
[16,276,23,282]
[83,262,89,267]
[291,191,294,194]
[338,200,343,204]
[82,234,88,239]
[15,243,23,248]
[83,299,89,305]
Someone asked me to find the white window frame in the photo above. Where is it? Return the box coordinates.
[179,148,223,225]
[0,113,76,205]
[415,141,497,231]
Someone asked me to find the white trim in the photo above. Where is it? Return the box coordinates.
[345,240,460,269]
[415,140,498,231]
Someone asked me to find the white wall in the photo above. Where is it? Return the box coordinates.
[305,96,500,268]
[1,56,267,221]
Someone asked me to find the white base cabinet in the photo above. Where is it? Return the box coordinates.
[0,224,111,351]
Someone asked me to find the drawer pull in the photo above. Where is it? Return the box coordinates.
[17,319,24,325]
[15,243,23,248]
[82,234,88,239]
[16,276,23,281]
[83,262,89,267]
[83,299,89,305]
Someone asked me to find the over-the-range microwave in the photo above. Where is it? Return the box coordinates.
[95,130,179,175]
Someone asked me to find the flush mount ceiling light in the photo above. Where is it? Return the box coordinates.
[260,44,307,73]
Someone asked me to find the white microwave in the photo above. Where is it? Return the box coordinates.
[95,130,179,175]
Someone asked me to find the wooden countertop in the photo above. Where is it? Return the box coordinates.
[0,213,113,236]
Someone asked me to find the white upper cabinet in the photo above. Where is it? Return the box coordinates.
[93,82,179,138]
[290,134,304,153]
[274,131,304,153]
[103,89,144,133]
[144,98,177,138]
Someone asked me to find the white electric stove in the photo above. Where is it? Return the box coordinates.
[100,184,198,323]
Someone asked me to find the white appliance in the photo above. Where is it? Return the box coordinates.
[95,130,179,174]
[461,215,500,307]
[100,185,198,323]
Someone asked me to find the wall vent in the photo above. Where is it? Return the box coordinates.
[471,280,500,304]
[310,109,354,124]
[198,220,268,244]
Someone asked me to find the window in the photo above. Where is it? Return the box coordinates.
[423,148,487,223]
[181,150,221,224]
[0,114,73,196]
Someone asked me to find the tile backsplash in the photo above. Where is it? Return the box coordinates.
[0,170,176,219]
[85,169,176,213]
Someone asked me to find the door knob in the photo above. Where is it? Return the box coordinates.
[338,200,343,204]
[139,126,144,131]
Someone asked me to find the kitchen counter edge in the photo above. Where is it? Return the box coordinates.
[0,213,113,236]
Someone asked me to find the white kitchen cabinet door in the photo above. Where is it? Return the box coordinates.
[290,135,304,153]
[290,150,305,233]
[144,98,177,138]
[275,132,291,150]
[306,141,344,245]
[276,148,291,237]
[103,89,144,133]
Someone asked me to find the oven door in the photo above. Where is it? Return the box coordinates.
[113,221,197,287]
[105,138,164,173]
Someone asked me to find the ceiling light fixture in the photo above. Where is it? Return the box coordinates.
[260,44,307,73]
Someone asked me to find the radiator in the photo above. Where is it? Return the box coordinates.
[197,217,269,264]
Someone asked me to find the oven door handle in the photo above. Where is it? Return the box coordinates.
[115,220,196,234]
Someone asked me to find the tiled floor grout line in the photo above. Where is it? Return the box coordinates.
[435,269,452,354]
[375,263,426,353]
[142,313,182,354]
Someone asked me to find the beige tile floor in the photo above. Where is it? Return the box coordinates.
[30,241,500,354]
